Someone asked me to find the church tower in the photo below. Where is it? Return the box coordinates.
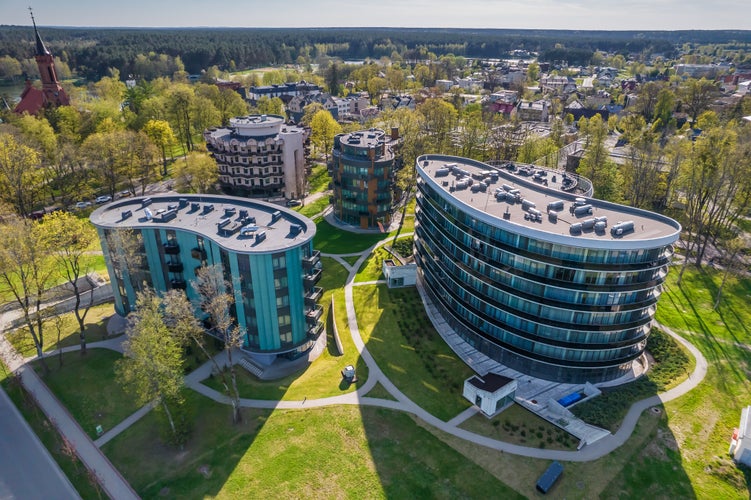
[14,10,70,115]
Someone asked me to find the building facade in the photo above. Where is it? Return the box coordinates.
[90,194,323,364]
[204,115,307,200]
[415,155,680,384]
[330,128,401,229]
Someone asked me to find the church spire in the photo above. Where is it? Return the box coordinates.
[29,7,50,56]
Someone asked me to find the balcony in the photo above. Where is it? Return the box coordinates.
[163,243,180,255]
[307,320,324,339]
[304,286,323,306]
[170,279,187,290]
[304,268,322,287]
[305,304,324,324]
[191,248,207,260]
[302,250,321,270]
[167,262,184,273]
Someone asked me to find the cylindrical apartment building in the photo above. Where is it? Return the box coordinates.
[90,194,323,364]
[330,128,401,229]
[415,155,681,384]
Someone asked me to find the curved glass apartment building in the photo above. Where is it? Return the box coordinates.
[90,194,323,364]
[415,155,681,384]
[330,128,401,229]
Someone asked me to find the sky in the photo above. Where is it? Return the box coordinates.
[3,0,751,31]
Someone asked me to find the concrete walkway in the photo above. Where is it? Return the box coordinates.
[0,294,139,500]
[0,221,711,499]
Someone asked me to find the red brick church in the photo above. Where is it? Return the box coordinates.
[14,11,70,115]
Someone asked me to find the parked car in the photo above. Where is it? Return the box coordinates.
[95,195,112,204]
[286,199,302,207]
[75,201,92,209]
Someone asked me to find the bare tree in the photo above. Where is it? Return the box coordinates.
[192,265,243,423]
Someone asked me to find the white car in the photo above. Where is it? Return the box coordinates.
[75,201,92,209]
[95,195,112,204]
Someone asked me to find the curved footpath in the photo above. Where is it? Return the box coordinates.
[0,228,709,500]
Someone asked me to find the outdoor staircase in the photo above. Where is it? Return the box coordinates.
[238,357,264,378]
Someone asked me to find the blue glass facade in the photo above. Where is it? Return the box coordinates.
[415,155,680,383]
[92,194,323,360]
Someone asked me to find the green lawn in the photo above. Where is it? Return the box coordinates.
[103,391,521,499]
[460,403,578,451]
[0,363,104,498]
[353,285,473,421]
[312,218,388,254]
[33,350,141,439]
[295,196,329,218]
[355,246,389,282]
[7,302,117,358]
[307,163,331,194]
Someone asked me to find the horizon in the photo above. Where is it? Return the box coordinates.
[4,0,751,31]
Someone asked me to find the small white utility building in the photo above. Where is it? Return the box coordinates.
[463,373,518,417]
[382,259,417,288]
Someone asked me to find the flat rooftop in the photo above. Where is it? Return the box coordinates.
[340,129,389,149]
[90,194,315,253]
[419,156,680,246]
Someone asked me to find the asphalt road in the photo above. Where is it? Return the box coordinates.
[0,386,79,500]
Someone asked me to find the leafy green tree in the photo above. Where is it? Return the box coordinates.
[576,114,620,201]
[39,212,98,354]
[117,290,189,445]
[174,151,219,193]
[0,55,22,81]
[0,218,55,374]
[143,119,176,176]
[0,133,44,216]
[417,98,457,154]
[679,78,719,124]
[254,96,285,116]
[310,110,342,161]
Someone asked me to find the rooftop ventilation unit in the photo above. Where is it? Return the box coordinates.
[240,225,259,236]
[611,221,635,236]
[121,210,132,220]
[290,224,302,236]
[191,202,200,211]
[224,207,237,217]
[570,222,582,234]
[142,197,152,207]
[521,199,536,211]
[144,207,153,220]
[238,209,248,219]
[203,204,215,213]
[574,204,593,216]
[435,167,450,177]
[547,200,565,212]
[255,230,267,243]
[178,198,188,208]
[271,210,282,223]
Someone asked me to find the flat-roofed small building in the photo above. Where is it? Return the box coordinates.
[205,115,306,201]
[463,373,518,416]
[330,128,401,229]
[90,194,323,365]
[415,155,681,384]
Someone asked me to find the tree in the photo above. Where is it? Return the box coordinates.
[39,212,98,355]
[166,84,196,153]
[679,78,718,125]
[162,289,242,424]
[0,55,22,81]
[192,265,243,423]
[117,290,188,445]
[309,110,342,161]
[174,151,219,193]
[713,236,746,310]
[417,98,457,154]
[122,132,160,196]
[300,102,325,127]
[143,119,176,177]
[0,218,56,374]
[254,96,285,116]
[576,114,620,201]
[0,133,44,216]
